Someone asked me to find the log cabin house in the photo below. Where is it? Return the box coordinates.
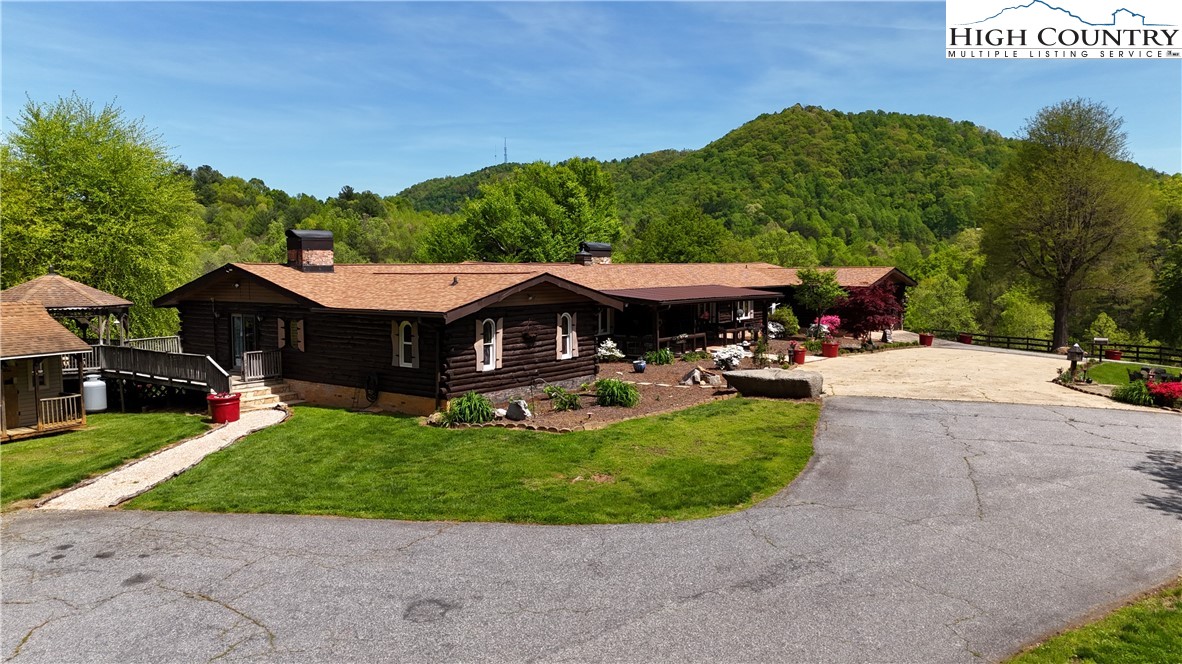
[1,303,93,440]
[153,230,914,415]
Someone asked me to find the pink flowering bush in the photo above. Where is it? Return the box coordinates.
[1147,381,1182,407]
[817,315,841,329]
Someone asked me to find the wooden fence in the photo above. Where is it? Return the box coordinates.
[97,346,231,394]
[934,329,1182,366]
[62,347,101,376]
[39,394,84,430]
[931,330,1053,353]
[125,336,183,354]
[242,349,282,382]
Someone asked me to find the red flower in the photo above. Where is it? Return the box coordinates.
[1146,380,1182,407]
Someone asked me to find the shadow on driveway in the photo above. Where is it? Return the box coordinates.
[1134,449,1182,519]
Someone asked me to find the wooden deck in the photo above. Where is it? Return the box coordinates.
[2,394,86,442]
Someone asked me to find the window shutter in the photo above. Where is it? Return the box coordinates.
[278,318,286,349]
[475,319,483,371]
[391,321,398,366]
[556,314,563,360]
[296,320,305,351]
[572,312,579,357]
[495,318,503,369]
[411,322,420,369]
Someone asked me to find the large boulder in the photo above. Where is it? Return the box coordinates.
[722,369,823,399]
[506,400,532,421]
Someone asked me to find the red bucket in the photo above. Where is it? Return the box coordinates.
[821,342,840,358]
[1103,349,1122,361]
[792,348,807,365]
[207,393,241,424]
[957,333,973,345]
[919,333,934,347]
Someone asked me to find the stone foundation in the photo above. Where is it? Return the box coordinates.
[478,374,596,405]
[283,378,440,416]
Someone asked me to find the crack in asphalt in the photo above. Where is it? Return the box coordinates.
[155,581,277,661]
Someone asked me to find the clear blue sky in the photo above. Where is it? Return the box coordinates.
[3,1,1179,199]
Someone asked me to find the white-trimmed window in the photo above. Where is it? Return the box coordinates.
[597,308,615,335]
[476,318,502,372]
[393,320,418,369]
[557,313,577,360]
[736,300,755,321]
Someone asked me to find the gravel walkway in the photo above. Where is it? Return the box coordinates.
[38,408,288,510]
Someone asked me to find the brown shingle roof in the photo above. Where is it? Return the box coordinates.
[0,302,94,360]
[603,285,782,305]
[1,274,133,310]
[155,262,914,317]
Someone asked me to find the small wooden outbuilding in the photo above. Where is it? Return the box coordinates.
[1,302,93,440]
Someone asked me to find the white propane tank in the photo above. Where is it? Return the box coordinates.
[82,374,108,412]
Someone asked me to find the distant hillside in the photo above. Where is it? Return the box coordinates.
[397,106,1016,249]
[397,162,521,215]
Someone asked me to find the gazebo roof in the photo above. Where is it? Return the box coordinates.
[0,274,132,313]
[0,303,94,360]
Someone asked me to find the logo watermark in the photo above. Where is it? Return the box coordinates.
[946,1,1181,59]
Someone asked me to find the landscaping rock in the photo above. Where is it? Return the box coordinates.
[506,400,532,421]
[722,368,823,399]
[679,367,702,386]
[426,412,445,426]
[494,408,508,420]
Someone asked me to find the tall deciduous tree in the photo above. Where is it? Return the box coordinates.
[980,99,1157,347]
[1,95,200,335]
[417,158,621,263]
[627,206,728,263]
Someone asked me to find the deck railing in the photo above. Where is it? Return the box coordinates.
[97,346,231,395]
[125,336,183,354]
[39,394,84,431]
[242,349,282,382]
[62,347,101,376]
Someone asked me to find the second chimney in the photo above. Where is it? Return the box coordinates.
[286,229,334,272]
[577,242,612,265]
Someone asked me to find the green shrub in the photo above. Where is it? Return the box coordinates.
[543,385,582,412]
[594,378,640,408]
[803,339,822,354]
[770,307,799,336]
[445,391,495,425]
[752,336,770,368]
[1111,381,1155,407]
[644,348,675,365]
[681,351,711,362]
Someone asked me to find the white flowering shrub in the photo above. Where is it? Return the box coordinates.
[713,345,745,371]
[596,338,626,361]
[768,322,785,339]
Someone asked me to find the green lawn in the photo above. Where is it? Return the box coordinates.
[127,398,819,524]
[1009,578,1182,664]
[1086,361,1181,386]
[1,412,209,508]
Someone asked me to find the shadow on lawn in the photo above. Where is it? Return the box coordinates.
[1133,449,1182,519]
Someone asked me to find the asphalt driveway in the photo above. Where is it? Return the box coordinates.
[3,397,1179,663]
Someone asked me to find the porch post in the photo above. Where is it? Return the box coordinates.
[762,302,770,341]
[79,366,87,427]
[32,359,42,432]
[651,307,660,352]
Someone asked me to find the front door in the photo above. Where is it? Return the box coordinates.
[230,314,257,370]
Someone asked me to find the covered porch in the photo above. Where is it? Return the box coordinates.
[599,286,780,358]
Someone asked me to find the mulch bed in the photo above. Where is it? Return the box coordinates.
[483,357,803,431]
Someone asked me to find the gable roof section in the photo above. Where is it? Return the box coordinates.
[155,264,623,323]
[1,274,133,311]
[0,302,94,360]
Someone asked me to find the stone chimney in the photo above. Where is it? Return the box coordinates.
[286,229,334,272]
[577,242,612,265]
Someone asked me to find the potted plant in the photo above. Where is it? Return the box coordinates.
[789,340,807,365]
[918,331,935,347]
[632,358,647,373]
[821,335,841,358]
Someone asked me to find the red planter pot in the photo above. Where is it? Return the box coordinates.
[207,393,241,424]
[1104,349,1123,361]
[919,333,934,347]
[792,348,807,365]
[821,342,840,358]
[957,333,973,345]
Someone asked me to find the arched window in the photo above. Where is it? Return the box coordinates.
[481,319,497,371]
[398,321,416,368]
[558,313,574,359]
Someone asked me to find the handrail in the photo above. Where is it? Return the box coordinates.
[39,394,84,430]
[242,349,282,382]
[96,346,231,394]
[125,336,183,354]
